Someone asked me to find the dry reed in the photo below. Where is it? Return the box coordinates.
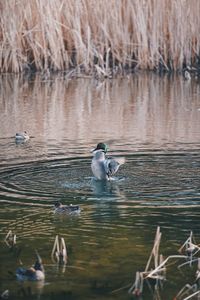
[128,227,168,296]
[4,230,16,248]
[1,0,200,73]
[51,235,67,265]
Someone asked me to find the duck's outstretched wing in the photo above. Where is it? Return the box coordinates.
[104,157,125,177]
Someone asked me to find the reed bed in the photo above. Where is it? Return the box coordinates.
[1,0,200,73]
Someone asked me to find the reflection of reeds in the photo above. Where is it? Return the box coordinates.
[1,74,200,149]
[1,0,200,73]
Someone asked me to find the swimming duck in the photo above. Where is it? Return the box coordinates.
[54,202,81,214]
[91,142,125,180]
[183,66,192,80]
[16,252,45,281]
[15,131,30,141]
[183,70,191,80]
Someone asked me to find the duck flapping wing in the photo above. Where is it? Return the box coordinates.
[104,157,125,177]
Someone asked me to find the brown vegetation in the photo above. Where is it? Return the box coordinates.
[0,0,200,73]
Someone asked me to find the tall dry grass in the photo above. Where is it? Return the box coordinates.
[0,0,200,73]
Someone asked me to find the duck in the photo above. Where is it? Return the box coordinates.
[183,66,191,80]
[54,201,81,214]
[91,142,125,180]
[16,252,45,281]
[183,70,191,80]
[15,131,30,141]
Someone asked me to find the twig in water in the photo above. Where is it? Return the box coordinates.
[129,227,166,296]
[129,227,188,297]
[179,232,200,257]
[1,290,9,299]
[145,255,187,279]
[145,226,162,272]
[174,258,200,300]
[183,290,200,300]
[4,230,16,248]
[110,283,132,294]
[178,231,200,270]
[51,235,67,265]
[128,271,144,296]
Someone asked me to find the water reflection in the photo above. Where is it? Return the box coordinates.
[91,178,124,197]
[15,281,44,300]
[0,73,200,165]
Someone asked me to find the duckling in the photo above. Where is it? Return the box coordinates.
[15,131,30,141]
[91,142,125,180]
[16,252,45,281]
[54,202,81,214]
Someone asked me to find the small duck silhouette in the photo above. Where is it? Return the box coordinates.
[183,66,191,80]
[15,131,30,141]
[54,202,81,214]
[91,142,125,180]
[184,70,191,80]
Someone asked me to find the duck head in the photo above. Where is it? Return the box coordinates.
[93,143,108,153]
[54,201,62,208]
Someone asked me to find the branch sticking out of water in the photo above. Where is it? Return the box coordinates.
[178,231,200,271]
[4,230,16,248]
[174,257,200,299]
[51,235,67,265]
[129,227,188,297]
[128,227,165,296]
[111,228,200,298]
[145,226,162,272]
[183,291,200,300]
[178,231,200,258]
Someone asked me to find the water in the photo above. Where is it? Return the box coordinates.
[0,73,200,300]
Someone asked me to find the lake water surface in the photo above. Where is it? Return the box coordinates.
[0,73,200,300]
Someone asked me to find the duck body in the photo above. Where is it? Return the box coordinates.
[54,202,81,214]
[91,150,109,180]
[16,254,45,281]
[15,131,29,141]
[91,143,125,180]
[16,267,45,281]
